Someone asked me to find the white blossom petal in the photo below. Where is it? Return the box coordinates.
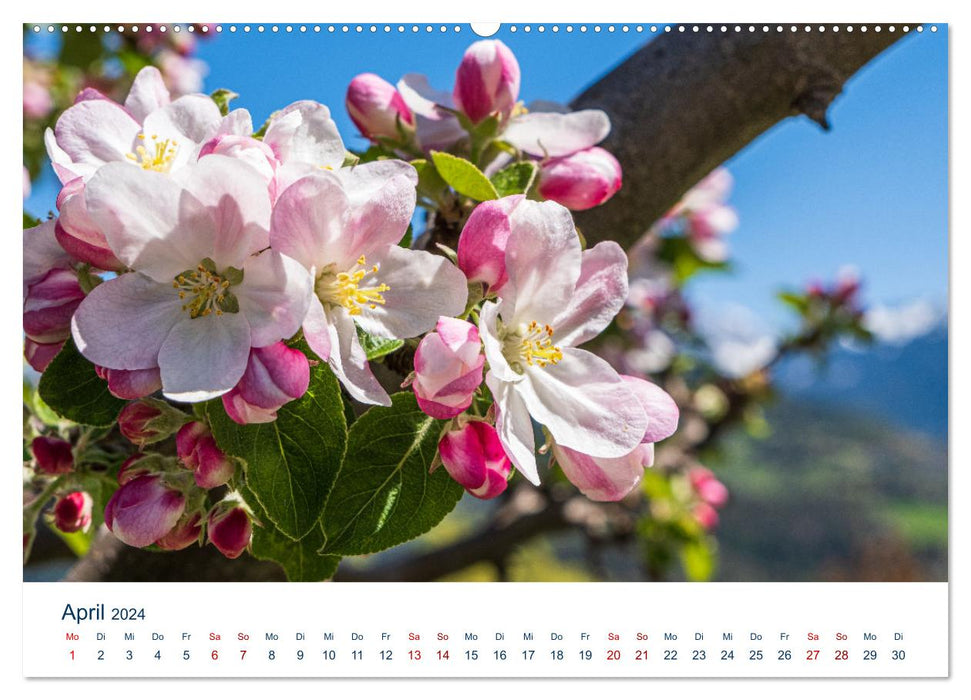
[71,273,182,371]
[519,348,646,458]
[353,246,468,340]
[235,251,313,347]
[158,313,251,402]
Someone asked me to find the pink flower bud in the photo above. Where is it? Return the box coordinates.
[199,135,279,196]
[104,474,186,548]
[53,491,93,533]
[155,511,203,551]
[55,179,124,271]
[457,195,523,293]
[453,40,520,124]
[537,147,622,211]
[693,502,720,531]
[438,421,511,499]
[688,467,729,509]
[222,343,310,425]
[22,268,85,344]
[346,73,415,141]
[176,422,235,489]
[31,436,74,475]
[118,400,184,446]
[413,317,484,419]
[24,338,63,373]
[95,366,163,400]
[208,503,252,559]
[23,81,53,119]
[117,453,153,485]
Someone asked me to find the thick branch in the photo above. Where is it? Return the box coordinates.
[571,27,907,248]
[334,495,571,582]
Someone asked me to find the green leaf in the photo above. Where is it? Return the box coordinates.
[208,363,347,540]
[490,161,538,197]
[209,88,239,116]
[658,236,730,283]
[411,158,448,199]
[321,392,463,555]
[355,325,405,361]
[252,520,341,582]
[778,291,810,314]
[430,151,499,202]
[23,212,41,229]
[680,539,716,582]
[38,339,126,427]
[398,223,414,249]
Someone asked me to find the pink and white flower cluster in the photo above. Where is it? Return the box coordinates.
[654,167,739,263]
[411,196,680,502]
[26,52,678,528]
[33,65,467,415]
[345,40,622,212]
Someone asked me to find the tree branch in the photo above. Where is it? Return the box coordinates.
[571,27,907,248]
[334,491,572,581]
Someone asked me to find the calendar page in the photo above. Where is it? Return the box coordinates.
[19,8,953,692]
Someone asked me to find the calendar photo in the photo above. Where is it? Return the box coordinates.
[23,22,947,596]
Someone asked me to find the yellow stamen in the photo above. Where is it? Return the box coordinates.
[126,133,179,173]
[173,263,240,319]
[519,320,563,367]
[317,256,390,316]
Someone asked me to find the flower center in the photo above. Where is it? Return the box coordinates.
[172,258,243,319]
[515,320,563,368]
[316,255,390,316]
[126,133,179,173]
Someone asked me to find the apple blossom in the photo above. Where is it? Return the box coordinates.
[689,467,729,509]
[53,492,93,533]
[270,162,468,405]
[658,168,739,263]
[95,366,164,400]
[221,342,310,425]
[693,502,720,531]
[118,401,175,446]
[46,66,250,269]
[552,375,679,502]
[537,146,622,211]
[475,197,646,484]
[104,474,186,548]
[397,74,468,152]
[208,502,252,559]
[117,453,155,486]
[176,422,236,488]
[438,421,512,499]
[45,65,228,184]
[199,100,348,203]
[453,40,521,124]
[412,317,484,419]
[71,156,313,402]
[24,339,62,373]
[23,268,85,345]
[23,80,53,119]
[456,195,521,293]
[23,218,73,298]
[346,73,415,141]
[260,100,346,195]
[54,179,124,271]
[156,511,204,551]
[31,436,74,475]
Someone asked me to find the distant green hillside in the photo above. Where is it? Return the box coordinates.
[712,398,947,582]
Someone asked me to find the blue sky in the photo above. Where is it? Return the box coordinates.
[26,25,948,329]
